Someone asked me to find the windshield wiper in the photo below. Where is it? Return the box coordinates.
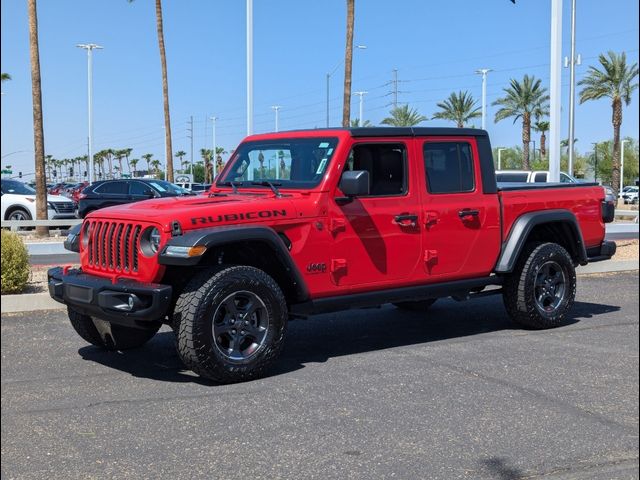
[219,181,240,194]
[251,181,282,197]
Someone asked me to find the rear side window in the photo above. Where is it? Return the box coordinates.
[94,181,128,194]
[130,181,151,195]
[496,172,529,183]
[534,173,547,183]
[423,142,475,194]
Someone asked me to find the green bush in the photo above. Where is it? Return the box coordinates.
[1,230,30,294]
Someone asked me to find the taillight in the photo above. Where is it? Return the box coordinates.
[79,193,87,199]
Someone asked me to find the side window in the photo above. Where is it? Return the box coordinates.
[95,181,128,194]
[130,181,150,195]
[343,143,407,196]
[534,173,548,183]
[423,142,475,194]
[560,173,572,183]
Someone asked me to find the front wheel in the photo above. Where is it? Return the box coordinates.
[503,242,576,329]
[176,265,288,383]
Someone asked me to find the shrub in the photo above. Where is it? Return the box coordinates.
[1,230,30,294]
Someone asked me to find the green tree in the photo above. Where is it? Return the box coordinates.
[200,148,213,183]
[1,73,11,82]
[350,118,372,127]
[578,51,639,196]
[342,0,355,127]
[27,0,48,236]
[142,153,153,175]
[432,90,481,128]
[493,75,549,170]
[533,119,549,159]
[130,158,139,178]
[175,150,187,173]
[381,104,427,127]
[150,159,161,176]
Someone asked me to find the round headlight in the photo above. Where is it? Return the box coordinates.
[141,227,162,256]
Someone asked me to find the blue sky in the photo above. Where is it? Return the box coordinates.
[1,0,638,176]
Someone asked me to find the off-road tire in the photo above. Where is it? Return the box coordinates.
[503,242,576,329]
[176,265,288,383]
[68,307,160,350]
[393,298,437,311]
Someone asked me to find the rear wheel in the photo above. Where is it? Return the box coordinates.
[7,208,32,221]
[67,308,160,350]
[503,242,576,329]
[393,298,437,311]
[176,265,287,383]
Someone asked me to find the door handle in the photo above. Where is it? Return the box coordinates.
[394,213,418,227]
[458,209,480,219]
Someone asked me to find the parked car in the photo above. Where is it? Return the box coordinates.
[496,170,580,184]
[65,182,89,204]
[49,127,615,384]
[48,182,75,195]
[622,186,639,205]
[175,182,212,192]
[1,179,76,221]
[77,179,192,218]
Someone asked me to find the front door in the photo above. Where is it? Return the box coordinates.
[328,141,422,288]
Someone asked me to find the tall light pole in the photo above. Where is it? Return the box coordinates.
[210,116,217,178]
[271,106,281,132]
[76,43,103,184]
[325,45,366,128]
[354,91,368,126]
[564,0,581,176]
[497,148,507,170]
[620,139,627,193]
[475,68,492,130]
[246,0,253,135]
[548,0,563,183]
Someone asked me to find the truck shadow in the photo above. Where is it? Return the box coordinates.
[78,296,620,385]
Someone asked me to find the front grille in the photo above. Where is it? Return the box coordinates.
[85,220,141,273]
[50,201,75,214]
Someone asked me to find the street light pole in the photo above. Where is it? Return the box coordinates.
[271,106,281,132]
[564,0,581,176]
[246,0,253,136]
[210,116,217,178]
[548,0,563,183]
[354,91,368,126]
[498,148,507,171]
[475,68,492,130]
[77,43,103,184]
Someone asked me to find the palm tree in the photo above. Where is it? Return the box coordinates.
[130,158,139,178]
[175,150,186,173]
[200,148,213,183]
[579,51,639,196]
[27,0,48,236]
[432,91,482,128]
[381,104,427,127]
[533,119,550,158]
[142,153,153,175]
[44,154,53,181]
[215,147,226,177]
[350,118,372,127]
[150,159,161,177]
[342,0,355,127]
[122,148,133,176]
[114,149,126,178]
[492,75,549,170]
[1,73,11,82]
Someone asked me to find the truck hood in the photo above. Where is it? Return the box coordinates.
[86,194,299,231]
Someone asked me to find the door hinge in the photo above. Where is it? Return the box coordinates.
[329,218,347,235]
[424,249,438,264]
[331,258,348,273]
[425,212,439,227]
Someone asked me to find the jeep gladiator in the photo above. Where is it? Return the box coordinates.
[49,127,616,383]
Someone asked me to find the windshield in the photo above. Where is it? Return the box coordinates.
[217,137,339,189]
[147,180,189,195]
[1,180,36,195]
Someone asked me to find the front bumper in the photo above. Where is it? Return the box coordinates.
[586,240,617,263]
[48,267,172,329]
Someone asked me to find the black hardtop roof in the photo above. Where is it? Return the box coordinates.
[270,127,489,138]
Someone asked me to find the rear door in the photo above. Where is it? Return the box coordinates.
[418,137,501,279]
[328,140,422,288]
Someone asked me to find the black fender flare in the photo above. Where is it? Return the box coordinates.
[494,209,588,273]
[158,225,309,301]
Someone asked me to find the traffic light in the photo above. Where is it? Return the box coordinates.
[69,167,74,177]
[53,170,57,178]
[84,171,87,178]
[18,172,22,179]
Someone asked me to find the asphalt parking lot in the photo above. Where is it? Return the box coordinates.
[1,272,638,480]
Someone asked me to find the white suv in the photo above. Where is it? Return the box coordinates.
[496,170,579,184]
[1,179,76,221]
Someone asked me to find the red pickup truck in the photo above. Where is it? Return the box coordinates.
[49,128,616,383]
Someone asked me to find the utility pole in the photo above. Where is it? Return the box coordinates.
[475,68,492,131]
[210,116,217,178]
[564,0,581,176]
[548,0,563,183]
[392,69,398,109]
[246,0,254,135]
[354,91,367,126]
[76,43,103,183]
[271,106,281,132]
[187,116,194,178]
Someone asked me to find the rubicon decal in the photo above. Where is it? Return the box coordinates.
[191,209,287,226]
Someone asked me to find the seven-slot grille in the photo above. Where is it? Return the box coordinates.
[49,201,75,214]
[85,220,142,273]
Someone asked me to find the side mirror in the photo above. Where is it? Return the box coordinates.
[339,170,370,197]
